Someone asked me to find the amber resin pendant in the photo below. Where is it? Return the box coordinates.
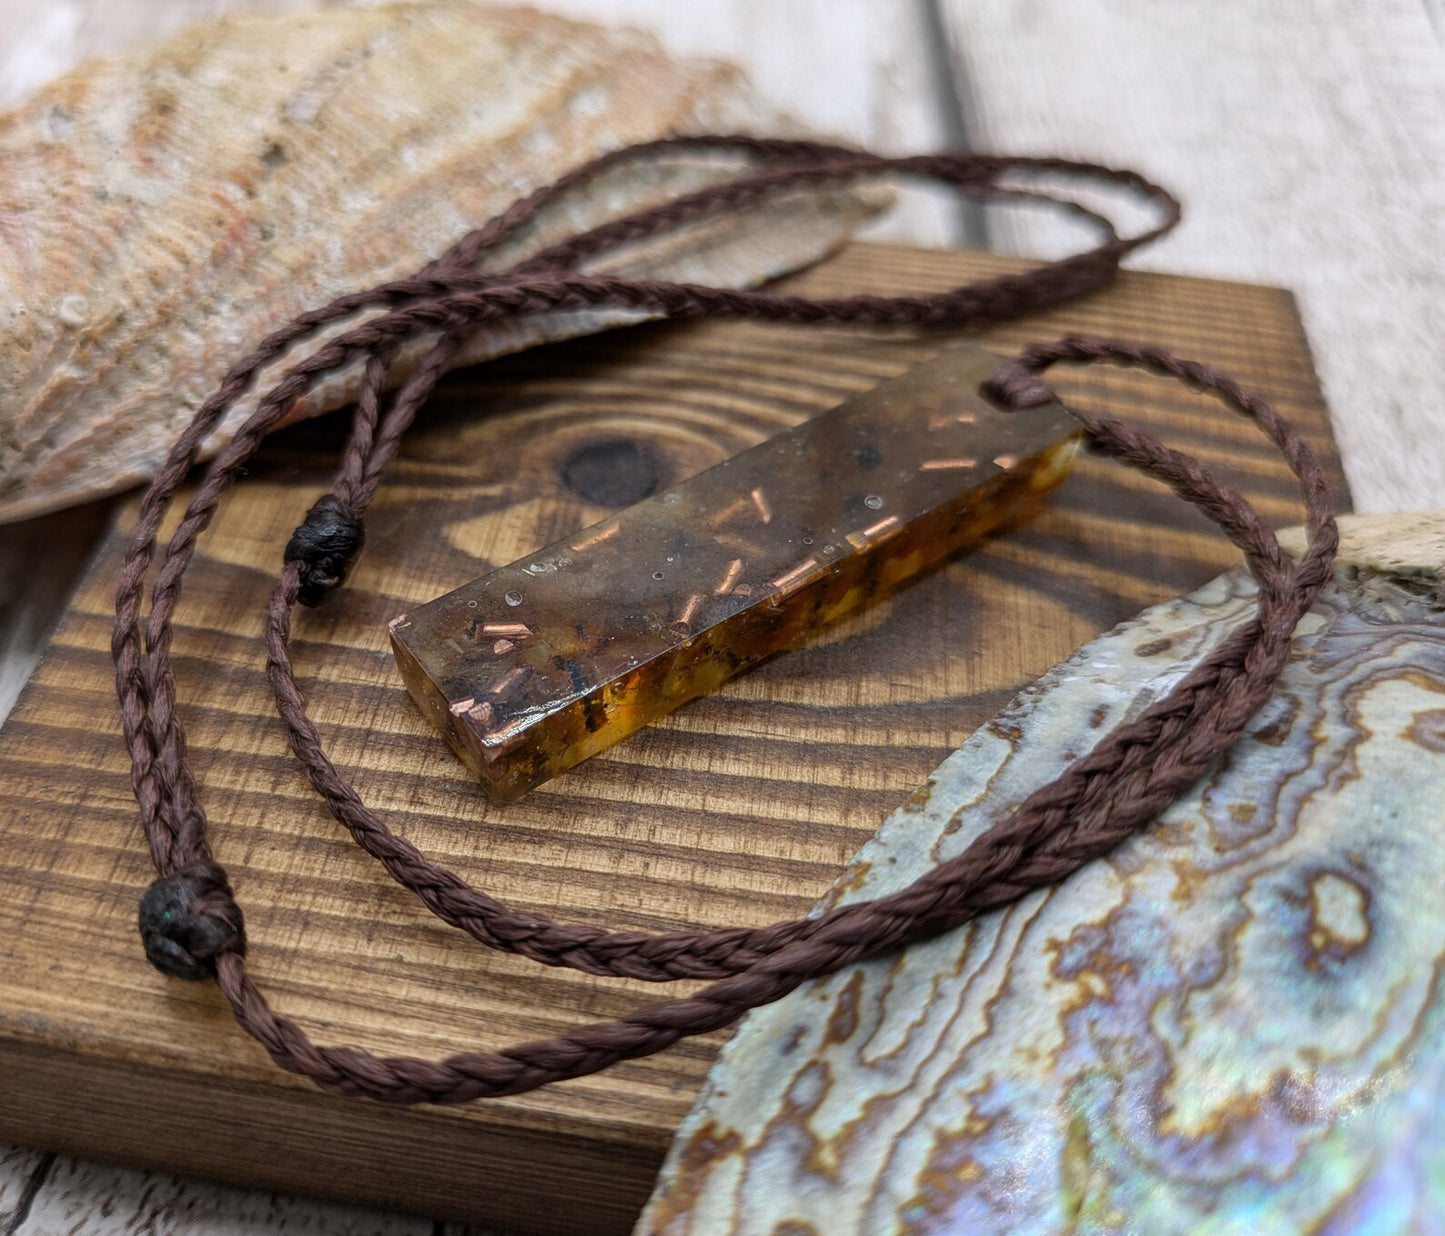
[390,344,1081,801]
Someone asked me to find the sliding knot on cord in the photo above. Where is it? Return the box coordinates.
[137,861,246,981]
[284,494,366,607]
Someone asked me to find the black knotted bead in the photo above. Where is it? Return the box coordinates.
[284,494,365,607]
[138,860,246,981]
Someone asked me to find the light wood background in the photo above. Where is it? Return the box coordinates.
[0,2,1437,1233]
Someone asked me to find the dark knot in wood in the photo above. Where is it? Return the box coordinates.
[561,438,661,506]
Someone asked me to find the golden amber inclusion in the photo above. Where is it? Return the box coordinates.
[390,344,1081,801]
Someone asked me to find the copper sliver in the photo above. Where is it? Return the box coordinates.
[676,593,707,628]
[771,558,820,596]
[570,522,620,552]
[716,530,767,557]
[929,408,978,431]
[715,558,745,595]
[480,622,532,639]
[487,666,531,699]
[706,495,752,530]
[845,514,903,552]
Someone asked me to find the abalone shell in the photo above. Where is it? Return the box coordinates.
[0,2,881,522]
[642,511,1445,1235]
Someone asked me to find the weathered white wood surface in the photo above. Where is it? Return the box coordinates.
[2,1153,486,1235]
[0,1,1439,1231]
[524,0,958,246]
[940,0,1445,515]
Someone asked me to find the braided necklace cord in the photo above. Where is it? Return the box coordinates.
[115,136,1336,1103]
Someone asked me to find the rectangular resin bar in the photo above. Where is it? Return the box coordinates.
[389,343,1082,802]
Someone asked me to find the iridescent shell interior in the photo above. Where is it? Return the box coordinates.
[643,511,1445,1236]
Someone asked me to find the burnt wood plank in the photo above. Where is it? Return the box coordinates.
[0,243,1349,1234]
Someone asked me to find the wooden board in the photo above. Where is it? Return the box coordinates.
[0,243,1350,1235]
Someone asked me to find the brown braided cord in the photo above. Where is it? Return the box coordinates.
[113,137,1336,1102]
[115,137,1175,888]
[113,137,1171,863]
[223,339,1337,1103]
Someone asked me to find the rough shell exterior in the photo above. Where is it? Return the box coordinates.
[0,2,882,522]
[642,511,1445,1235]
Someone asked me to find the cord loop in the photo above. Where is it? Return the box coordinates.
[109,137,1337,1104]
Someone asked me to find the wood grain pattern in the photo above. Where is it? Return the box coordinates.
[0,1146,52,1232]
[0,243,1349,1234]
[14,1151,459,1236]
[0,2,1418,1229]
